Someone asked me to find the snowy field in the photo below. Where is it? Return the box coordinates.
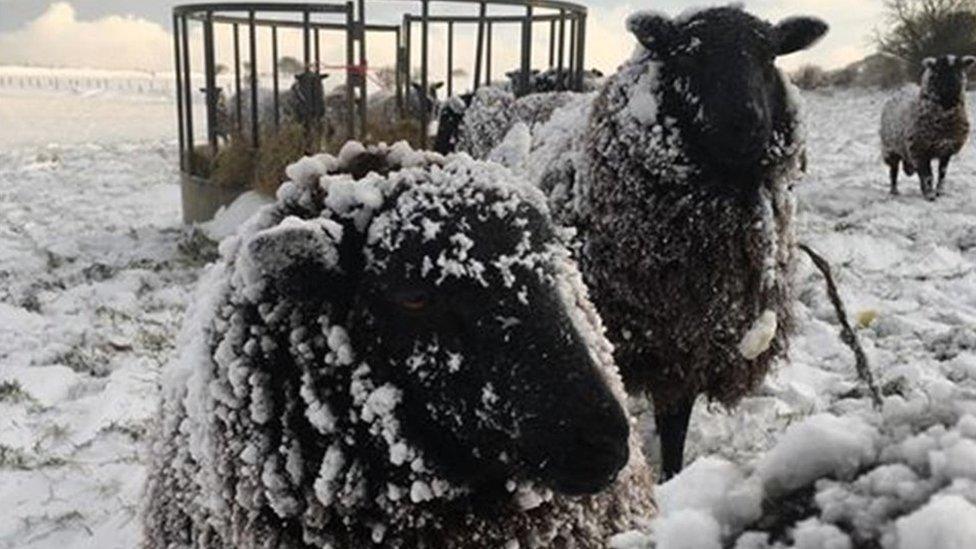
[4,84,976,547]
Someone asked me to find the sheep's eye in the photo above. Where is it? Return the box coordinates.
[391,290,431,313]
[399,299,428,311]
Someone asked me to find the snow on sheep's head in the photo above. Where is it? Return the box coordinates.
[626,5,827,175]
[921,55,976,109]
[241,142,630,501]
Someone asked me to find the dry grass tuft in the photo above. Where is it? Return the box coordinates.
[211,135,256,188]
[253,123,309,196]
[186,117,431,197]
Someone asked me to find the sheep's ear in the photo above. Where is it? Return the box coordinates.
[923,57,938,69]
[772,17,828,56]
[962,56,976,68]
[431,82,445,91]
[627,11,675,54]
[320,73,329,80]
[243,216,347,303]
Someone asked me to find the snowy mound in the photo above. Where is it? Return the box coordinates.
[649,394,976,549]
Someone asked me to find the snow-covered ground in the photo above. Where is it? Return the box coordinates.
[0,91,206,548]
[4,84,976,547]
[645,89,976,548]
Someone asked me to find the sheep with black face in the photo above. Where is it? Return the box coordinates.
[142,142,655,548]
[219,71,330,140]
[450,5,826,480]
[881,55,974,199]
[576,7,826,481]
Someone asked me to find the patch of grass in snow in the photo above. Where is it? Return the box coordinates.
[99,420,149,442]
[0,380,33,404]
[52,343,111,378]
[176,226,220,264]
[21,510,93,540]
[0,445,67,470]
[137,327,174,357]
[35,423,71,449]
[252,123,308,196]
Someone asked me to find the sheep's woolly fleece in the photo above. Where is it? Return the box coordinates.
[142,141,654,548]
[881,82,970,178]
[580,39,803,414]
[482,24,805,415]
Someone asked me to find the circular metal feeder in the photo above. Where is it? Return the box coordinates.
[172,0,588,223]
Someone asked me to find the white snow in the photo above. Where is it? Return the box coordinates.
[0,115,192,546]
[896,495,976,549]
[739,309,779,360]
[757,414,877,495]
[657,457,762,530]
[653,509,722,549]
[200,190,276,242]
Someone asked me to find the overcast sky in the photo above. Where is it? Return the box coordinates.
[0,0,886,73]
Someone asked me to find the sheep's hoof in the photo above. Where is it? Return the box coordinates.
[889,188,899,196]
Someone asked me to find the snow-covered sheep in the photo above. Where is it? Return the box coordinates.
[432,70,602,156]
[880,55,975,200]
[369,82,445,131]
[322,82,444,142]
[223,71,330,138]
[570,7,826,481]
[432,93,474,154]
[505,67,605,94]
[455,6,827,480]
[435,85,584,159]
[143,142,655,547]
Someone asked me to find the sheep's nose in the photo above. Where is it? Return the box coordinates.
[544,401,631,495]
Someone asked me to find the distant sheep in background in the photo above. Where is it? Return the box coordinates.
[220,71,330,138]
[458,5,827,480]
[368,81,445,128]
[200,86,231,142]
[506,67,605,94]
[143,142,655,547]
[432,69,602,155]
[322,81,444,141]
[880,55,974,199]
[436,85,582,158]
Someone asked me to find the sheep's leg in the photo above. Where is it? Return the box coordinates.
[918,160,936,201]
[887,159,900,195]
[937,156,951,196]
[656,396,695,482]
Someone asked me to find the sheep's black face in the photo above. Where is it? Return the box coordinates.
[433,94,474,154]
[628,7,827,173]
[352,181,629,497]
[410,82,445,119]
[291,71,329,120]
[922,55,975,109]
